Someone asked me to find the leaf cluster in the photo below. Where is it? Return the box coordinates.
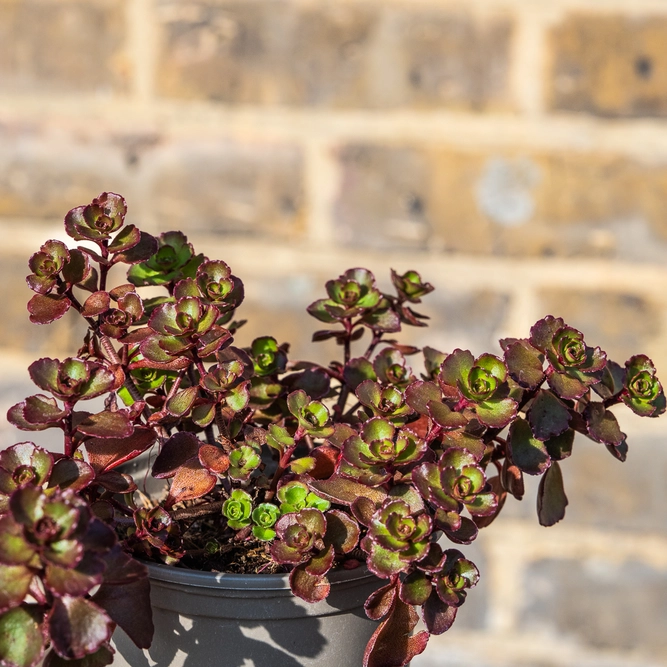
[4,192,664,666]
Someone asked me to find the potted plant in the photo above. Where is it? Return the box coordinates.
[1,192,664,667]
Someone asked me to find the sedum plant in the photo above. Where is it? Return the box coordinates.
[2,192,665,667]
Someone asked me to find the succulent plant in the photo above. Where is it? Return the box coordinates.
[2,192,663,666]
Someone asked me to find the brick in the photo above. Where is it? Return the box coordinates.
[149,139,305,238]
[549,14,667,117]
[0,0,128,94]
[536,290,659,364]
[0,128,133,220]
[385,9,513,110]
[156,2,512,109]
[334,144,667,260]
[520,557,667,654]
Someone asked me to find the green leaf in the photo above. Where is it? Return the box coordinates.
[508,418,551,475]
[475,397,517,429]
[0,605,45,667]
[537,460,568,527]
[0,565,33,613]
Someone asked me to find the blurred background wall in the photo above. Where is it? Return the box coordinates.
[1,0,667,665]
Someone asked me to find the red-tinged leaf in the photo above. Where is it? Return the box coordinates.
[113,231,158,265]
[306,544,335,577]
[48,458,95,491]
[0,516,36,564]
[62,248,91,288]
[166,386,198,417]
[527,390,571,441]
[504,339,544,390]
[166,459,216,506]
[422,591,457,635]
[440,515,478,545]
[22,395,67,425]
[307,445,338,480]
[606,440,629,462]
[289,564,330,603]
[544,429,574,461]
[289,457,316,474]
[309,475,388,507]
[76,411,133,439]
[363,597,429,667]
[44,554,105,597]
[152,432,201,478]
[81,292,110,317]
[405,381,441,415]
[27,294,71,324]
[500,459,525,500]
[364,582,396,621]
[85,427,156,473]
[49,597,113,660]
[7,402,50,431]
[108,224,141,254]
[351,496,377,528]
[0,564,33,613]
[43,643,114,667]
[94,471,136,493]
[0,605,45,667]
[508,418,551,476]
[537,461,568,527]
[324,509,360,554]
[93,550,152,649]
[198,445,230,474]
[585,403,626,446]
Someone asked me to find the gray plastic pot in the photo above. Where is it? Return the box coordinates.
[111,560,381,667]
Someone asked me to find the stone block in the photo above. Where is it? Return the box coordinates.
[156,2,513,109]
[334,143,667,260]
[149,139,305,237]
[0,127,133,220]
[549,14,667,117]
[520,557,667,655]
[0,0,128,94]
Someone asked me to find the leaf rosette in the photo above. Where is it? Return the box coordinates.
[341,418,427,486]
[530,316,606,400]
[222,489,253,530]
[432,549,479,607]
[251,504,281,541]
[64,192,127,243]
[438,351,517,428]
[128,231,204,287]
[287,390,335,438]
[0,443,53,514]
[307,268,382,323]
[276,481,330,514]
[362,499,432,577]
[622,355,665,417]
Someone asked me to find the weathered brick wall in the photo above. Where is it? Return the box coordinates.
[1,1,667,665]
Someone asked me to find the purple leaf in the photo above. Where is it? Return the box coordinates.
[364,582,396,621]
[151,432,201,478]
[48,458,95,491]
[527,390,571,441]
[48,597,113,660]
[422,591,457,635]
[508,418,551,476]
[363,597,429,667]
[537,461,568,527]
[27,294,71,325]
[76,411,133,439]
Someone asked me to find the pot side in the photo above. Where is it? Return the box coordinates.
[111,561,381,667]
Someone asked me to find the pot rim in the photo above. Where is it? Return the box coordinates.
[144,559,377,591]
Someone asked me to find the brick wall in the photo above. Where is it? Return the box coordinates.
[1,1,667,665]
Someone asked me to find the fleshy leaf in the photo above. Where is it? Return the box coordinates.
[537,460,568,527]
[290,565,330,603]
[166,459,216,506]
[527,390,571,441]
[42,644,114,667]
[309,476,388,507]
[49,597,113,660]
[48,459,95,491]
[363,597,429,667]
[76,411,133,439]
[422,591,457,635]
[0,605,45,667]
[504,340,544,390]
[364,582,396,621]
[27,294,71,325]
[508,418,551,475]
[0,565,33,613]
[585,403,626,446]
